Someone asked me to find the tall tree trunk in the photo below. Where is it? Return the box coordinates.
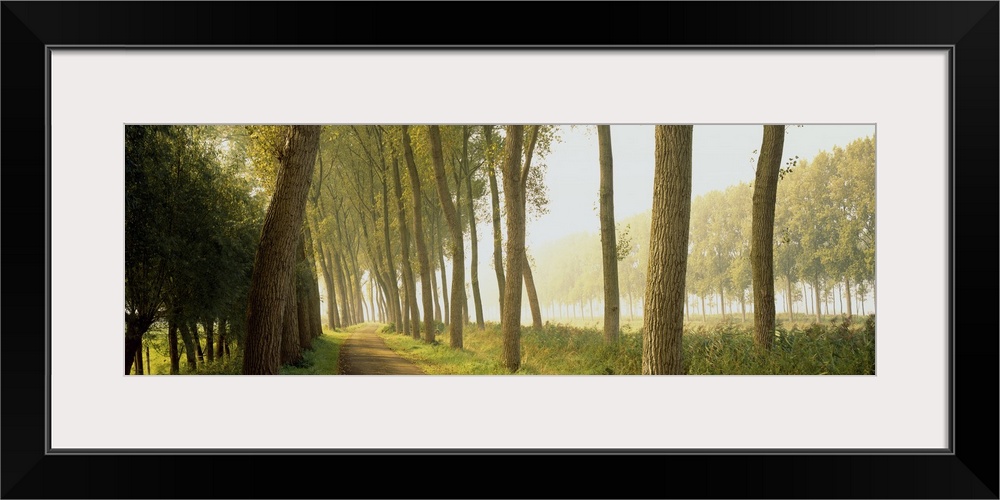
[243,125,320,374]
[296,233,314,350]
[499,125,526,371]
[597,125,621,342]
[844,277,853,319]
[719,288,726,321]
[787,276,795,323]
[380,177,403,330]
[523,259,543,329]
[168,318,180,375]
[315,236,339,329]
[368,276,376,323]
[701,295,706,322]
[349,252,366,323]
[740,298,746,323]
[428,125,466,348]
[179,321,198,371]
[281,267,302,365]
[203,319,215,363]
[145,344,151,374]
[191,322,204,363]
[750,125,784,350]
[401,125,436,342]
[305,228,324,339]
[814,276,822,323]
[124,319,145,374]
[134,347,144,375]
[333,249,352,325]
[436,220,450,326]
[430,240,442,323]
[217,319,227,359]
[642,125,692,375]
[464,132,485,330]
[392,157,420,339]
[484,126,506,315]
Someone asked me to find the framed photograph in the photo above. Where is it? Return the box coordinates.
[3,2,995,498]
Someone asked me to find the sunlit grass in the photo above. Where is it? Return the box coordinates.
[379,315,875,375]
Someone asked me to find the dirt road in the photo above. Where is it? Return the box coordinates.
[338,324,425,375]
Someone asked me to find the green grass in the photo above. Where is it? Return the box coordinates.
[280,330,350,375]
[136,326,348,375]
[378,315,876,375]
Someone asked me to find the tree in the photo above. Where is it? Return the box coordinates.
[597,125,620,342]
[428,125,465,348]
[750,125,785,350]
[242,125,321,375]
[401,125,436,343]
[642,125,693,375]
[499,125,526,372]
[483,126,506,315]
[392,155,421,339]
[463,127,486,329]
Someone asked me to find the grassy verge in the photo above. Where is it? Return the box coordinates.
[280,330,350,375]
[378,316,875,375]
[137,326,349,375]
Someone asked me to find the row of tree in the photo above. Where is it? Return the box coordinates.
[531,135,875,325]
[126,124,873,375]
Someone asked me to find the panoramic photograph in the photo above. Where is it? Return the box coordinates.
[125,124,875,375]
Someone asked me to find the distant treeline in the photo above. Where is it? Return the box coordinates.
[533,136,875,322]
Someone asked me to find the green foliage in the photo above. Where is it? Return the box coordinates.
[126,125,265,355]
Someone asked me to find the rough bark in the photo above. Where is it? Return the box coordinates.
[750,125,785,350]
[242,125,320,375]
[499,125,525,371]
[597,125,620,342]
[296,233,314,350]
[391,157,420,339]
[281,267,302,365]
[428,125,466,348]
[642,125,693,375]
[401,125,436,342]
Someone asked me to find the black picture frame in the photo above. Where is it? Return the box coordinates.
[3,2,996,498]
